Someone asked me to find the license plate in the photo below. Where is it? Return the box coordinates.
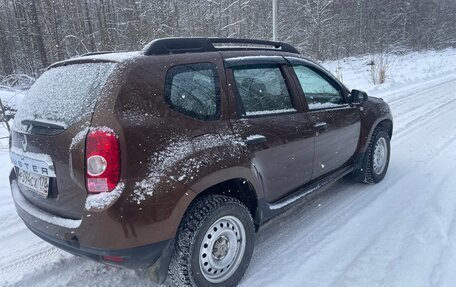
[17,168,50,198]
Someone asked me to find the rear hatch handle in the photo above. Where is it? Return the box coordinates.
[21,119,66,130]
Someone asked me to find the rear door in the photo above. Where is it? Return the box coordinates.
[287,57,361,179]
[225,56,315,203]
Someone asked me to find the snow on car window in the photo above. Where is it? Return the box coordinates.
[308,102,346,109]
[13,63,116,132]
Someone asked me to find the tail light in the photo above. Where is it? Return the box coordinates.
[85,130,120,193]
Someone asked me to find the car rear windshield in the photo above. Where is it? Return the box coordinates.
[13,63,116,133]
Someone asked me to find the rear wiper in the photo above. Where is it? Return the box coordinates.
[21,119,66,130]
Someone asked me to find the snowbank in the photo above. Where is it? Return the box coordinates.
[322,48,456,93]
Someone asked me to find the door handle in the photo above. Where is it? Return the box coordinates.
[246,135,267,145]
[313,122,327,131]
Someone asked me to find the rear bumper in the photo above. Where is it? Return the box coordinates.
[24,219,173,270]
[9,169,177,283]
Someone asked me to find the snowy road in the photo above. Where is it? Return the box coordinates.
[1,72,456,286]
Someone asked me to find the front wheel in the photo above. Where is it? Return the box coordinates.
[351,127,391,184]
[169,195,254,287]
[364,128,391,183]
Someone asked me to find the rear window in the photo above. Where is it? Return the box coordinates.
[13,63,116,132]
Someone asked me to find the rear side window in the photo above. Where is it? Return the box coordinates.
[232,65,295,116]
[14,63,116,132]
[165,63,220,121]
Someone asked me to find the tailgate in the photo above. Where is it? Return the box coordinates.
[10,63,116,219]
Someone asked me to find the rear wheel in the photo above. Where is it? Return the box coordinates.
[169,195,254,287]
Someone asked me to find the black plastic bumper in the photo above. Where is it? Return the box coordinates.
[24,220,174,283]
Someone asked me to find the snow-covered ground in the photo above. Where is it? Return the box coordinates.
[1,87,25,149]
[1,49,456,286]
[323,48,456,92]
[0,87,25,110]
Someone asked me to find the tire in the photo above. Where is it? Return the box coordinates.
[168,195,255,287]
[363,128,391,183]
[354,128,391,184]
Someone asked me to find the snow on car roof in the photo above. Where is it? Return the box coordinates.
[78,51,142,62]
[49,51,143,68]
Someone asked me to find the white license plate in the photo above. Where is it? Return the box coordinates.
[17,169,50,197]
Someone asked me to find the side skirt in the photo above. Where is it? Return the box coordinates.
[255,165,354,227]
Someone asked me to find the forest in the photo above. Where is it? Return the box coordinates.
[1,0,456,79]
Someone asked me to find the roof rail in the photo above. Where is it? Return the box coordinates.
[142,37,300,55]
[80,51,120,57]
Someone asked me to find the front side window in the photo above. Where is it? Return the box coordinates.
[232,65,295,116]
[165,63,220,120]
[293,65,345,110]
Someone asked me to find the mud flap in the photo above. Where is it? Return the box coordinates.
[147,238,175,284]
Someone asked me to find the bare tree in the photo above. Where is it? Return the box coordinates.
[30,0,49,68]
[1,0,456,77]
[296,0,335,59]
[0,19,14,76]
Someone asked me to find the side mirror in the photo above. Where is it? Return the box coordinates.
[350,89,368,105]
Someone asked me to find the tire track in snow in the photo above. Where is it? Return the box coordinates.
[0,247,63,285]
[429,192,456,287]
[366,133,456,287]
[327,137,456,287]
[13,255,155,287]
[379,75,456,106]
[393,97,456,140]
[250,181,373,264]
[385,77,456,141]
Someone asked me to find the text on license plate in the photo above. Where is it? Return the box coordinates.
[18,169,49,197]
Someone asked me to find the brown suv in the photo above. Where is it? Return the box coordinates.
[9,38,392,286]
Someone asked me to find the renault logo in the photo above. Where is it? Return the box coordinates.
[22,135,27,152]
